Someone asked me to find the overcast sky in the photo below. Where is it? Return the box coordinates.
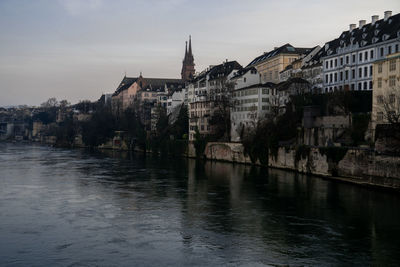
[0,0,399,106]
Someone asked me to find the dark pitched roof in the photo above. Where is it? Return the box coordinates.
[142,78,184,91]
[231,66,257,79]
[208,61,243,80]
[235,82,276,91]
[112,75,184,96]
[321,12,400,58]
[247,43,313,67]
[191,61,243,82]
[276,78,310,91]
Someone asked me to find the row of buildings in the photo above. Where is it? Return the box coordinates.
[106,11,400,143]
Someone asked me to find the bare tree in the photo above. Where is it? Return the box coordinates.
[209,81,235,141]
[379,86,400,124]
[41,97,58,108]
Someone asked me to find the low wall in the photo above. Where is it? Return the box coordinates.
[197,142,400,190]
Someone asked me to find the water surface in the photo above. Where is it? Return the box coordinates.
[0,143,399,266]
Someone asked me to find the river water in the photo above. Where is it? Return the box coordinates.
[0,143,399,266]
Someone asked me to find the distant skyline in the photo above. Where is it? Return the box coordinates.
[0,0,399,106]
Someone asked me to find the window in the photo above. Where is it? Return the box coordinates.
[377,112,383,121]
[370,66,373,76]
[244,77,247,82]
[345,70,349,80]
[389,75,396,87]
[334,73,337,82]
[340,71,343,81]
[330,73,333,83]
[359,68,362,78]
[364,81,367,90]
[378,78,382,88]
[325,75,328,83]
[389,94,395,103]
[340,57,343,65]
[346,56,349,64]
[377,95,384,104]
[325,61,328,69]
[380,47,384,57]
[396,44,399,53]
[389,59,396,71]
[351,84,355,90]
[358,83,362,90]
[359,53,362,62]
[364,67,368,77]
[388,46,392,54]
[334,59,337,67]
[330,60,333,68]
[352,54,356,63]
[364,51,368,61]
[352,69,355,79]
[378,63,383,73]
[370,50,374,59]
[369,81,373,89]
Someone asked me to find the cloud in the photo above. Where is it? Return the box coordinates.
[58,0,103,16]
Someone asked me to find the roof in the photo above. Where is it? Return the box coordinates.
[321,12,400,59]
[208,61,243,80]
[192,61,243,82]
[247,43,313,67]
[113,76,184,95]
[231,66,257,79]
[276,78,310,91]
[235,82,276,91]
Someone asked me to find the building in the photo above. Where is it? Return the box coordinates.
[279,46,322,82]
[181,36,195,83]
[111,74,184,113]
[321,11,400,93]
[371,52,400,137]
[188,61,242,141]
[247,43,313,84]
[229,67,277,142]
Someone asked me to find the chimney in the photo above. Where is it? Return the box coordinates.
[359,20,366,28]
[349,24,356,31]
[371,15,379,24]
[384,11,392,20]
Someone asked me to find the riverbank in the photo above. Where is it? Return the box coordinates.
[189,142,400,191]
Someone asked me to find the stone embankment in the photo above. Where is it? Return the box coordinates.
[190,142,400,190]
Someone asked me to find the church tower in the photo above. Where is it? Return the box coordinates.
[181,36,195,82]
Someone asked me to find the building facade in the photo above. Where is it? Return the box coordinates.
[188,61,242,141]
[247,43,313,84]
[371,52,400,136]
[321,11,400,93]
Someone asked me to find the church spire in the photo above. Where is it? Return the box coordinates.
[188,35,192,56]
[184,41,188,60]
[181,36,195,82]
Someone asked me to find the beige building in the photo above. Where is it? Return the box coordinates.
[372,52,400,136]
[247,44,313,84]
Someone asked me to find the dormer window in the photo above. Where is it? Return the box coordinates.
[372,37,379,43]
[374,29,380,36]
[362,33,367,39]
[389,18,392,24]
[350,37,355,44]
[383,34,389,41]
[361,41,367,47]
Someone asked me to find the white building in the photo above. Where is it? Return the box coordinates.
[230,67,276,142]
[321,11,400,93]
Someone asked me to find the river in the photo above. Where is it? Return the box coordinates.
[0,143,399,266]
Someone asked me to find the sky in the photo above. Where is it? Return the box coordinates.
[0,0,399,106]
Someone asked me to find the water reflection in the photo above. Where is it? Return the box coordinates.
[0,143,399,266]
